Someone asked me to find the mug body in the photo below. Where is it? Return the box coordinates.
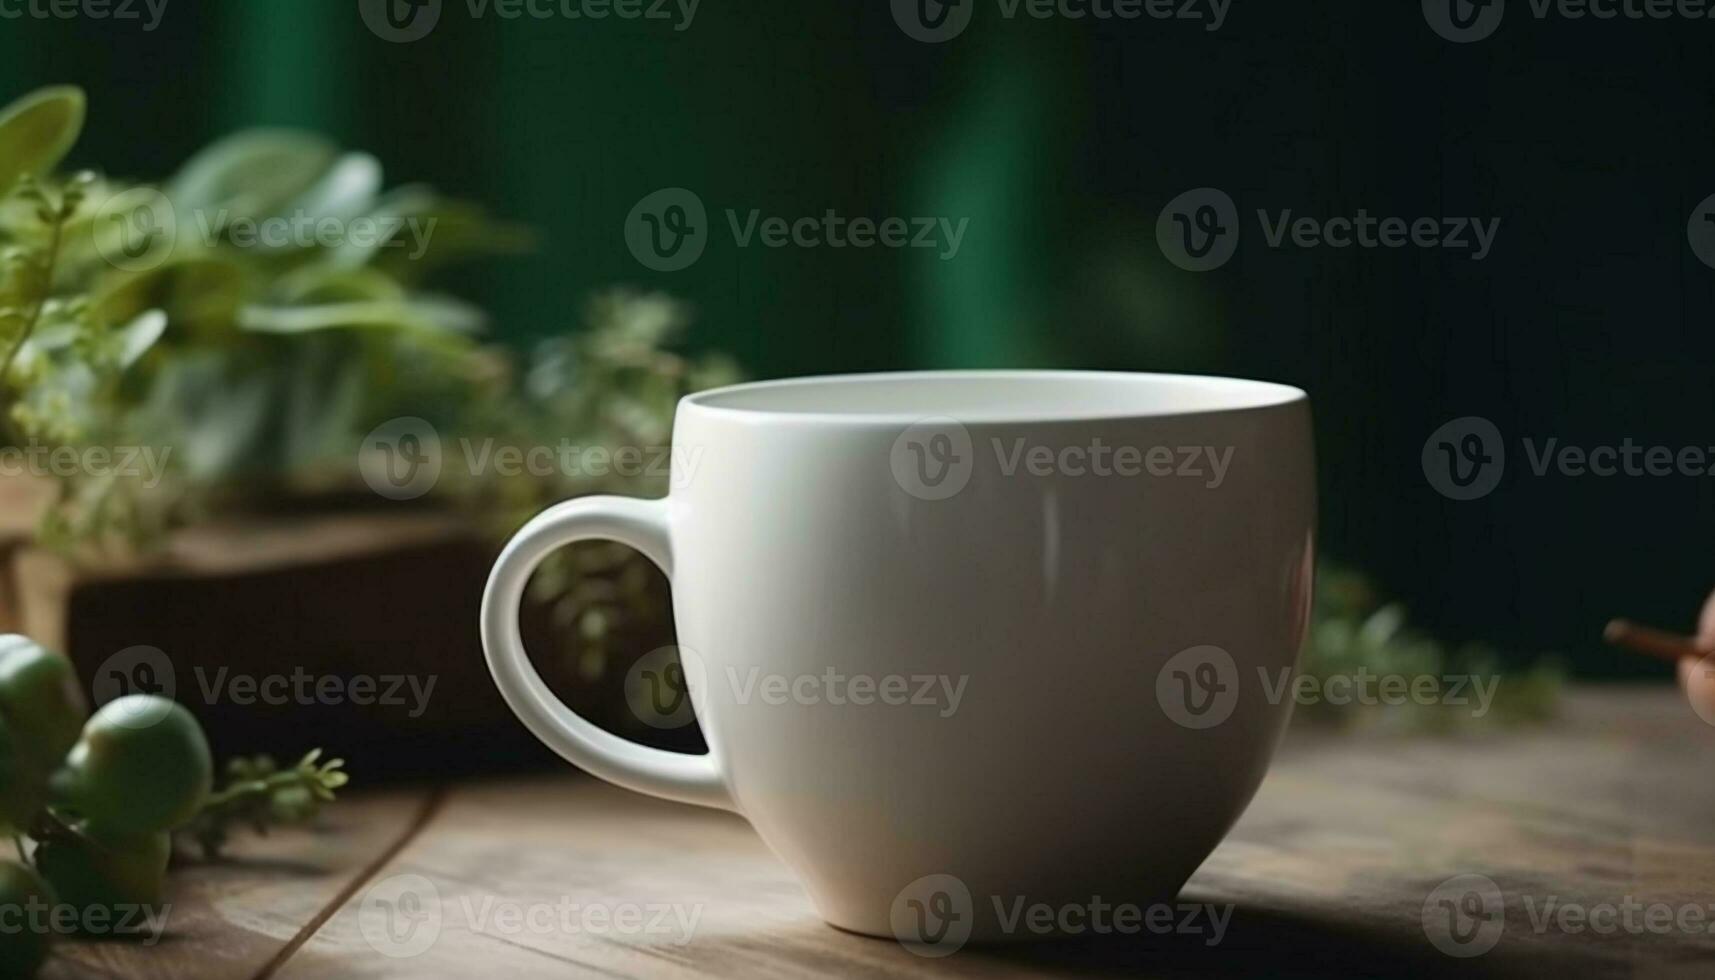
[667,371,1315,940]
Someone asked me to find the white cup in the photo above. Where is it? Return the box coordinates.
[482,370,1315,941]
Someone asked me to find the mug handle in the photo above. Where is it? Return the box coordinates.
[480,495,735,812]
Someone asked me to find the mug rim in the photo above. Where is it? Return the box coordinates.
[680,369,1308,426]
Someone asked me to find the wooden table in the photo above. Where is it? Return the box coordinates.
[43,687,1715,979]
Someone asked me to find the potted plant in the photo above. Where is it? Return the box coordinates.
[0,85,737,774]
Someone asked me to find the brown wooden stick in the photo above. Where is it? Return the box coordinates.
[1604,619,1711,665]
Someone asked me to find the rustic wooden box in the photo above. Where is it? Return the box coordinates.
[0,506,693,782]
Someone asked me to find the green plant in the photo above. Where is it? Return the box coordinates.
[493,291,738,682]
[178,750,348,860]
[1300,564,1563,730]
[0,84,529,551]
[0,84,735,692]
[0,635,347,974]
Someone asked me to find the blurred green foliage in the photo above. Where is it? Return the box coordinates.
[1302,565,1563,731]
[0,84,735,679]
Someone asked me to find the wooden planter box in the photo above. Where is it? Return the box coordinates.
[0,505,695,783]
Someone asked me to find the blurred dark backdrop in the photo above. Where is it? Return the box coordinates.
[4,0,1712,677]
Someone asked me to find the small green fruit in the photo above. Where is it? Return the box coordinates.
[0,715,36,833]
[34,829,170,926]
[51,695,211,836]
[0,859,56,978]
[0,635,87,781]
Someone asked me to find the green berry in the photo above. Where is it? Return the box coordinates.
[0,635,87,781]
[50,696,211,836]
[34,829,170,924]
[0,859,55,978]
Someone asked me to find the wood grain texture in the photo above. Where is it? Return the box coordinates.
[41,687,1715,978]
[39,788,439,980]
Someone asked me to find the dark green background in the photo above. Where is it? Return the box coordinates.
[4,0,1713,676]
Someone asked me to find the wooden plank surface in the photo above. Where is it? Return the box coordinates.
[39,788,440,980]
[43,686,1715,978]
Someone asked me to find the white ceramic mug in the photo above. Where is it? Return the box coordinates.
[481,370,1315,943]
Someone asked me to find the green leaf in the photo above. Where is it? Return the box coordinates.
[1357,603,1407,650]
[167,129,336,218]
[238,297,482,337]
[0,85,86,194]
[268,263,406,306]
[325,184,440,268]
[281,347,365,470]
[288,152,382,224]
[116,310,167,369]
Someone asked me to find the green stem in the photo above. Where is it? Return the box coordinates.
[0,204,67,394]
